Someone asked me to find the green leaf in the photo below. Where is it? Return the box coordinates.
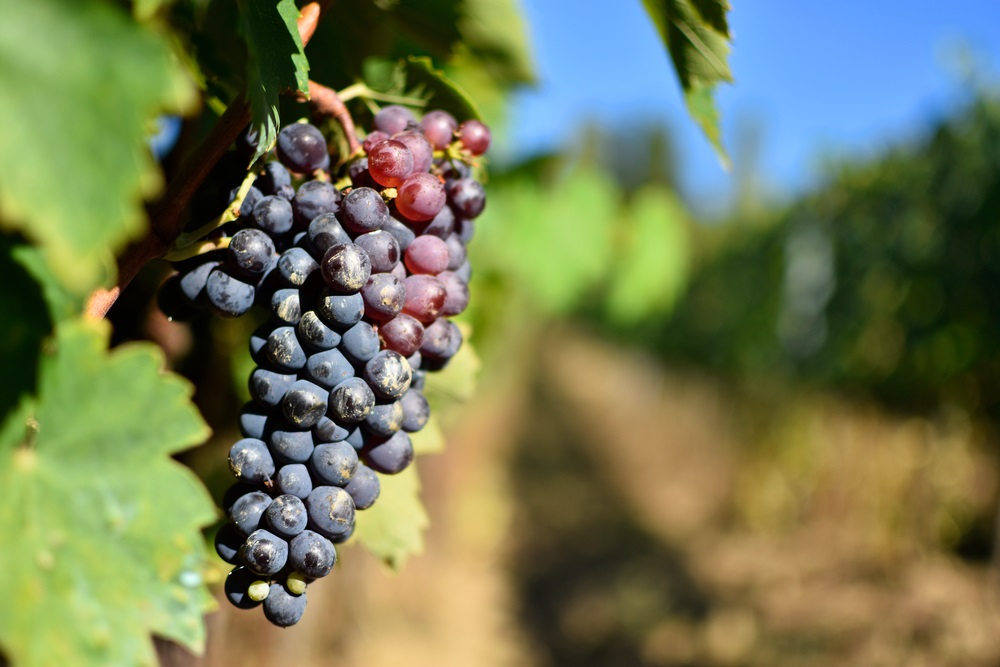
[458,0,535,85]
[642,0,733,163]
[405,56,482,121]
[605,187,690,324]
[238,0,310,160]
[353,466,428,570]
[410,415,446,455]
[0,320,216,667]
[0,0,194,293]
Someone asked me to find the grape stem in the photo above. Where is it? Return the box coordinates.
[337,83,428,108]
[85,1,328,320]
[300,80,361,154]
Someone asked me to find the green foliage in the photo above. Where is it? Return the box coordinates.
[0,0,194,292]
[238,0,310,160]
[353,466,429,570]
[652,95,1000,420]
[605,187,690,325]
[0,320,215,667]
[642,0,733,163]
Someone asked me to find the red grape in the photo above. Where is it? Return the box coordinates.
[404,235,449,275]
[402,274,446,323]
[395,173,446,223]
[458,120,491,156]
[368,140,414,188]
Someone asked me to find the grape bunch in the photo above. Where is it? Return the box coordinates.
[160,105,488,626]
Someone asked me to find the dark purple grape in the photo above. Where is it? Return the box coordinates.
[179,260,219,303]
[363,131,390,153]
[270,288,301,324]
[363,431,414,474]
[396,173,446,222]
[239,403,270,440]
[392,130,433,174]
[264,494,308,539]
[276,464,313,499]
[252,196,295,235]
[215,524,242,564]
[289,530,337,578]
[297,310,342,351]
[328,377,375,423]
[455,259,472,283]
[263,582,307,627]
[390,260,407,282]
[419,205,455,239]
[402,274,446,323]
[404,235,449,275]
[421,318,462,362]
[364,401,403,437]
[420,110,457,150]
[305,486,356,541]
[258,162,292,195]
[339,322,380,366]
[458,119,491,155]
[228,490,272,537]
[277,247,319,286]
[349,156,378,188]
[270,428,315,464]
[438,270,470,316]
[378,314,424,357]
[277,123,330,173]
[305,347,355,389]
[382,216,416,251]
[281,380,329,429]
[237,186,263,217]
[354,230,400,273]
[448,178,486,218]
[368,139,414,188]
[344,464,381,509]
[307,212,351,258]
[373,105,416,135]
[314,416,350,444]
[456,217,475,245]
[249,367,296,409]
[316,290,365,329]
[205,268,256,318]
[225,566,263,609]
[241,529,289,576]
[310,442,359,487]
[444,233,466,270]
[360,273,405,322]
[265,326,307,371]
[276,183,296,201]
[321,243,371,293]
[437,158,472,184]
[293,180,341,227]
[363,350,412,400]
[400,389,430,433]
[228,438,275,484]
[339,186,390,235]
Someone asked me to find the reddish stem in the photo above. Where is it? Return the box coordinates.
[306,80,361,154]
[86,2,327,320]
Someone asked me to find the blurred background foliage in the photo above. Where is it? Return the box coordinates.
[133,1,1000,665]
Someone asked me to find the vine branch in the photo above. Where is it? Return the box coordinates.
[303,80,361,154]
[86,1,327,320]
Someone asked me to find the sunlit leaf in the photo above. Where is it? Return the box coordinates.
[0,320,216,666]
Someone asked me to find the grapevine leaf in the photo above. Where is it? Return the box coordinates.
[238,0,310,161]
[0,0,194,292]
[404,56,482,122]
[605,187,690,324]
[642,0,733,164]
[353,466,428,570]
[0,320,216,667]
[458,0,535,85]
[410,415,445,455]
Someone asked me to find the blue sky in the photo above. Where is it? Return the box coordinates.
[505,1,1000,214]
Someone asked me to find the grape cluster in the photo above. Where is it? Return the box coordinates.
[161,106,489,626]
